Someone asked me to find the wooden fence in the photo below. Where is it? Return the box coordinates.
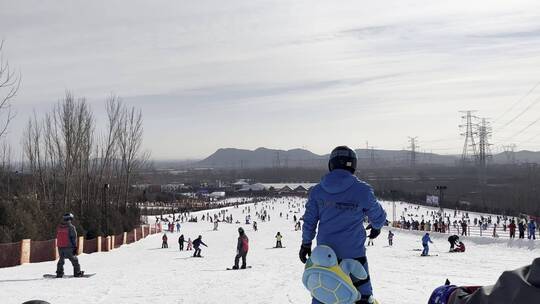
[0,224,162,268]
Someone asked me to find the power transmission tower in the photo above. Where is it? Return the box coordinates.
[502,144,517,164]
[478,118,492,168]
[460,111,479,165]
[408,136,419,167]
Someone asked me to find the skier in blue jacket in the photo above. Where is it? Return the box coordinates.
[528,219,536,240]
[422,233,433,256]
[299,146,387,304]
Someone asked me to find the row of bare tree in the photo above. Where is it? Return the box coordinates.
[23,93,149,220]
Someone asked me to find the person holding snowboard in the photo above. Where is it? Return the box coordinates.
[178,234,185,251]
[299,146,387,304]
[448,235,460,251]
[56,213,83,278]
[232,227,249,269]
[388,230,394,246]
[422,233,433,256]
[192,235,207,257]
[275,232,283,248]
[162,233,168,248]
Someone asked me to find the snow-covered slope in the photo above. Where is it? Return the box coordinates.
[0,197,538,304]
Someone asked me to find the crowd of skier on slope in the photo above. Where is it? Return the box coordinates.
[51,146,539,304]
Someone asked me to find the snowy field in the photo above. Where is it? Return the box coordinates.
[0,197,538,304]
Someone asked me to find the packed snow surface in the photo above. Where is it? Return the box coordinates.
[0,197,538,304]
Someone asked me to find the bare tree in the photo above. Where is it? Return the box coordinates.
[0,40,21,138]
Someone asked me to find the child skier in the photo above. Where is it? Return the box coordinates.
[299,146,387,304]
[232,227,249,269]
[192,235,207,257]
[162,233,168,248]
[275,232,283,248]
[388,230,394,246]
[422,233,433,256]
[186,238,193,251]
[452,241,465,253]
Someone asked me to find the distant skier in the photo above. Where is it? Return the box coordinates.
[186,238,193,251]
[452,241,465,253]
[178,234,185,251]
[213,221,219,231]
[176,222,181,233]
[528,219,537,240]
[299,146,387,304]
[421,233,433,256]
[253,221,258,231]
[508,220,516,239]
[275,232,283,248]
[232,227,249,269]
[448,235,460,251]
[192,235,207,257]
[162,233,168,248]
[55,213,83,278]
[388,230,394,246]
[518,220,526,239]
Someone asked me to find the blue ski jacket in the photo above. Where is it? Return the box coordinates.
[422,234,433,245]
[529,221,536,231]
[302,169,387,259]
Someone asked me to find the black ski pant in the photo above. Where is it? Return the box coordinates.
[57,247,80,275]
[234,251,247,268]
[194,247,202,257]
[162,242,168,248]
[179,242,184,251]
[449,240,455,250]
[276,241,282,248]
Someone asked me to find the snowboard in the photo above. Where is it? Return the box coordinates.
[266,247,286,249]
[43,272,95,279]
[226,266,252,270]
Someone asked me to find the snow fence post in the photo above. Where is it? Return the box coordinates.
[20,239,31,265]
[97,236,102,252]
[77,236,84,255]
[106,236,111,251]
[141,226,146,238]
[111,235,115,249]
[134,228,138,242]
[123,232,127,245]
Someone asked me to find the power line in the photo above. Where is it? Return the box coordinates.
[493,80,540,124]
[494,96,540,132]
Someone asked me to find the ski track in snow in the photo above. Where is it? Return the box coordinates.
[0,197,538,304]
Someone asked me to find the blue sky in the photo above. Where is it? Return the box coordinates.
[2,0,540,159]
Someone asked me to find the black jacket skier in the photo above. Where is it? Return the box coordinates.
[192,235,207,257]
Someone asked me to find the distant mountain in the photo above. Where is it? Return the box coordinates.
[491,150,540,164]
[196,147,326,169]
[195,147,460,169]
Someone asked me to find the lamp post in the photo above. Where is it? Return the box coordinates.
[436,185,447,215]
[390,190,398,226]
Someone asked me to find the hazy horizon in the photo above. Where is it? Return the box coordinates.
[3,0,540,159]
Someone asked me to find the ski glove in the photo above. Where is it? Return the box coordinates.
[299,243,312,264]
[366,224,381,239]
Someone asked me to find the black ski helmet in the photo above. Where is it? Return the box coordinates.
[63,213,74,222]
[328,146,357,173]
[238,227,244,234]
